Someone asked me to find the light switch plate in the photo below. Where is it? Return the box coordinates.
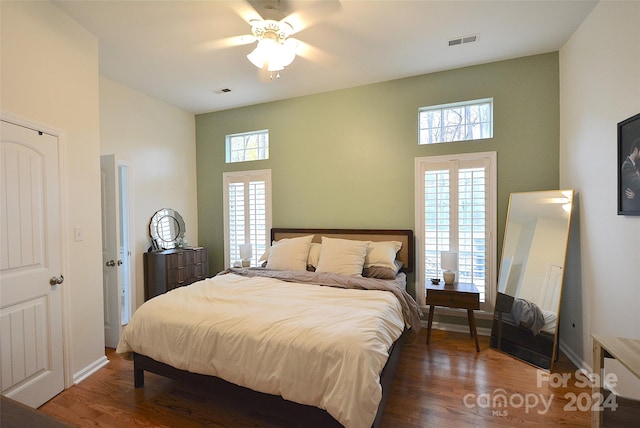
[74,226,84,242]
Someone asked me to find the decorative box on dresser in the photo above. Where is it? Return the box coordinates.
[143,247,209,300]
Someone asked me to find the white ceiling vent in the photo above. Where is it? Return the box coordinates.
[448,34,479,47]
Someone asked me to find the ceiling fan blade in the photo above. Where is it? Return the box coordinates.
[233,0,264,23]
[294,39,337,68]
[197,34,256,52]
[247,0,295,21]
[280,0,341,34]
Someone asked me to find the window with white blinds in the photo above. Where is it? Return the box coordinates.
[415,152,496,311]
[223,169,272,268]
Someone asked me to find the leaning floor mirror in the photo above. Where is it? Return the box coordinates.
[490,189,574,371]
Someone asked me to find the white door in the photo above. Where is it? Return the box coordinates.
[541,264,563,312]
[0,120,65,407]
[100,155,122,348]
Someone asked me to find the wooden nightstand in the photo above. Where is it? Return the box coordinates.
[426,282,480,352]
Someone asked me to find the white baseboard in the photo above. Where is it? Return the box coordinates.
[73,355,109,385]
[559,340,589,371]
[558,340,625,396]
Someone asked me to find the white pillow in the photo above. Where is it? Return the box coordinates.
[364,241,402,270]
[259,239,320,267]
[316,237,370,276]
[307,242,322,267]
[265,235,314,271]
[258,247,270,263]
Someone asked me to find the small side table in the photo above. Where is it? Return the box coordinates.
[426,282,480,352]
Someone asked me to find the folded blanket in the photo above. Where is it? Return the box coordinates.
[220,268,423,332]
[510,298,546,335]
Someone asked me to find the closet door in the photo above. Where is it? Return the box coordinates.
[0,120,65,407]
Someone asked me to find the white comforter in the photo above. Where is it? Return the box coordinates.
[116,273,405,428]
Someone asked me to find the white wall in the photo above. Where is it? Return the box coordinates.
[99,78,198,308]
[518,217,568,308]
[560,1,640,398]
[1,1,105,383]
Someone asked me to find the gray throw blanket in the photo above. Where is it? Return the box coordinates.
[219,268,423,333]
[510,298,546,335]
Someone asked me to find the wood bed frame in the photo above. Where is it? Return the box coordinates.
[133,228,414,427]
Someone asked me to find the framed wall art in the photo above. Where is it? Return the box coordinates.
[618,112,640,215]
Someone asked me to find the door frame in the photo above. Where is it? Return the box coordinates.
[100,155,136,346]
[118,160,135,324]
[1,112,72,389]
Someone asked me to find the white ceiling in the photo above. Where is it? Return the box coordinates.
[53,0,598,115]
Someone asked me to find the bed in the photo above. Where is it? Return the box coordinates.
[116,228,422,428]
[491,294,558,369]
[504,297,557,336]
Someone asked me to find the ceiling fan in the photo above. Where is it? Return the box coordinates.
[211,0,341,80]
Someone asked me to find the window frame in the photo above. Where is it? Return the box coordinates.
[414,151,497,313]
[223,169,272,268]
[418,98,493,145]
[225,129,269,163]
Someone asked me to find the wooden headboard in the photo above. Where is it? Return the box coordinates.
[271,228,414,273]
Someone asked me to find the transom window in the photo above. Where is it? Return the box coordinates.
[226,129,269,163]
[419,98,493,144]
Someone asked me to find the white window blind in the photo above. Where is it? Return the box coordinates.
[223,169,272,268]
[415,152,496,311]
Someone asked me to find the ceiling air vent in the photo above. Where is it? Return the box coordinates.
[448,34,479,47]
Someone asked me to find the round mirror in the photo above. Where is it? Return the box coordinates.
[149,208,186,249]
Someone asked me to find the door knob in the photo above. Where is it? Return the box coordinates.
[49,275,64,286]
[106,260,116,267]
[117,260,123,266]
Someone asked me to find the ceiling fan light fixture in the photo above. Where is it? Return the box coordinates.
[247,39,274,68]
[246,19,297,73]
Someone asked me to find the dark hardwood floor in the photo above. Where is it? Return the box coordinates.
[39,329,600,427]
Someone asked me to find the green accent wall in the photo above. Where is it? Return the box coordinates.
[196,52,560,296]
